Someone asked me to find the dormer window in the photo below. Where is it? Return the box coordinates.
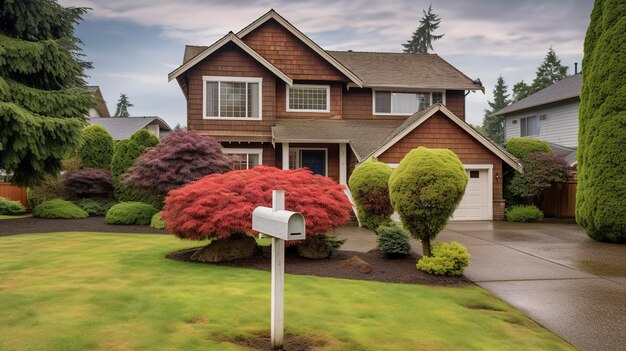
[203,76,262,119]
[286,84,330,112]
[373,90,445,115]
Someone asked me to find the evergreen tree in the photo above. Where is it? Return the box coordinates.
[512,80,532,102]
[0,0,93,186]
[482,76,510,144]
[114,93,133,117]
[530,47,569,92]
[577,0,626,242]
[402,5,444,54]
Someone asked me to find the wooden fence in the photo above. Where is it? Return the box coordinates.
[541,172,577,218]
[0,183,29,210]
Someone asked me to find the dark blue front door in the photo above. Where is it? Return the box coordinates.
[300,150,326,176]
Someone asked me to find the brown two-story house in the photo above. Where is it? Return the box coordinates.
[169,10,521,220]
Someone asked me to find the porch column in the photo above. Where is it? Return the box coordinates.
[339,143,347,185]
[282,142,289,170]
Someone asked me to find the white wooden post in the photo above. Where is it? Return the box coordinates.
[282,143,289,170]
[271,190,285,350]
[339,143,347,186]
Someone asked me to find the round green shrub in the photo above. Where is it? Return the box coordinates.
[150,212,165,229]
[349,158,394,230]
[32,199,89,219]
[375,222,411,258]
[74,198,117,217]
[111,130,159,203]
[505,205,544,222]
[388,147,468,257]
[0,197,26,215]
[416,241,470,276]
[105,202,159,225]
[504,138,552,160]
[79,125,114,169]
[27,175,67,208]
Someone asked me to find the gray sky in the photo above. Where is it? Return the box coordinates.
[61,0,592,127]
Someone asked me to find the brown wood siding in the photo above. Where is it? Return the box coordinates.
[0,183,29,210]
[276,81,342,118]
[446,90,465,120]
[220,142,277,167]
[186,42,276,136]
[377,111,504,219]
[242,19,347,81]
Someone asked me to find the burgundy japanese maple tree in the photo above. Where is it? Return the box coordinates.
[121,130,232,198]
[62,168,113,198]
[162,166,353,240]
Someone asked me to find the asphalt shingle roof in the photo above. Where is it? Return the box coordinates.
[88,117,172,141]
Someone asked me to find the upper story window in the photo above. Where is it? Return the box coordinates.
[286,84,330,113]
[520,116,539,137]
[203,76,262,120]
[374,91,445,115]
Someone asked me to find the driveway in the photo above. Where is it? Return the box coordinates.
[334,221,626,351]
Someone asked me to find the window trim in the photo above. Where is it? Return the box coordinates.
[286,84,331,113]
[372,89,446,116]
[202,76,263,120]
[222,148,263,169]
[289,147,328,176]
[520,115,539,137]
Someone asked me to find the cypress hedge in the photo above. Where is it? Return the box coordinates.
[79,125,114,169]
[348,158,394,230]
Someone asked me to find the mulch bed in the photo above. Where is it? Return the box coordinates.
[167,246,471,286]
[0,216,168,236]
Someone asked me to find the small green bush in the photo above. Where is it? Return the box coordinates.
[105,202,159,225]
[79,125,115,169]
[0,197,26,215]
[416,241,470,276]
[504,138,552,160]
[349,158,394,230]
[505,205,544,222]
[150,212,166,229]
[111,130,159,203]
[376,222,411,258]
[74,198,117,217]
[32,199,89,219]
[27,175,67,208]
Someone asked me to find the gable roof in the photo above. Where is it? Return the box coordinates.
[88,116,172,141]
[328,51,484,91]
[168,32,293,85]
[86,85,111,117]
[492,74,581,116]
[237,10,363,87]
[367,104,523,172]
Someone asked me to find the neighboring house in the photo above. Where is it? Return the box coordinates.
[168,10,522,220]
[88,116,173,140]
[492,74,581,166]
[86,86,111,118]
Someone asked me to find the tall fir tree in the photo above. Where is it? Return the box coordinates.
[576,0,626,242]
[402,5,444,54]
[530,47,569,92]
[0,0,94,186]
[114,93,133,117]
[482,76,510,144]
[512,80,532,102]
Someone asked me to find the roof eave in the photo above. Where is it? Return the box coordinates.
[491,94,580,117]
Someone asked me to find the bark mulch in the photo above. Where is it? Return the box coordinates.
[167,246,471,286]
[0,216,167,236]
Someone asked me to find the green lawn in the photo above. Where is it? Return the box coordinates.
[0,232,574,351]
[0,214,31,220]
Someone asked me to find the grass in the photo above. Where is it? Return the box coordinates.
[0,232,575,351]
[0,214,31,220]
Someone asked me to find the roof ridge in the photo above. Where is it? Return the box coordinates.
[328,50,435,55]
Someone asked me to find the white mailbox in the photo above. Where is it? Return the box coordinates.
[252,207,306,241]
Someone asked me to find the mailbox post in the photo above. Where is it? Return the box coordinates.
[252,190,305,350]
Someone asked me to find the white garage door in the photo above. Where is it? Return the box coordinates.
[452,168,491,221]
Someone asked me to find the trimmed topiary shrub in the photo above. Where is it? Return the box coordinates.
[576,0,626,243]
[74,198,116,216]
[32,199,88,219]
[416,241,470,276]
[504,137,552,160]
[62,168,112,198]
[348,158,394,230]
[150,212,165,229]
[79,125,114,169]
[105,202,159,225]
[27,175,67,209]
[376,222,411,258]
[505,205,544,222]
[110,130,159,203]
[388,147,468,257]
[0,197,26,215]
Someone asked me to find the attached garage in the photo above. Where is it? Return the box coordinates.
[452,166,493,221]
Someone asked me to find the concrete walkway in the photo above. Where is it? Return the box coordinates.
[334,221,626,351]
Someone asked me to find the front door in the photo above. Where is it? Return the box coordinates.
[300,150,326,176]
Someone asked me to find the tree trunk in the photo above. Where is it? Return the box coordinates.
[421,237,431,257]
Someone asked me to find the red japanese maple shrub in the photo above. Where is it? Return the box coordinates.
[121,130,232,198]
[162,166,352,240]
[62,168,112,198]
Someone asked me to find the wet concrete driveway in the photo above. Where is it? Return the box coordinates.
[334,221,626,351]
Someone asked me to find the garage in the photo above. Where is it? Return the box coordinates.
[452,166,493,221]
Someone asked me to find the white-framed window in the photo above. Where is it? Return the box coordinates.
[373,90,445,115]
[286,84,330,112]
[520,116,539,137]
[222,148,263,170]
[203,76,262,120]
